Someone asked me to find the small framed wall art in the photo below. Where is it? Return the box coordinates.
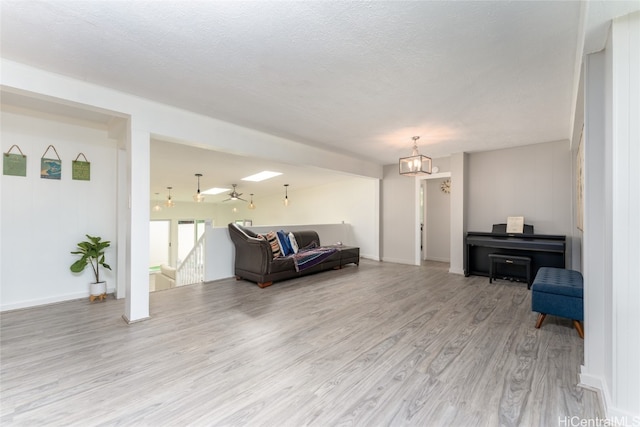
[72,152,91,181]
[41,145,61,180]
[3,145,27,177]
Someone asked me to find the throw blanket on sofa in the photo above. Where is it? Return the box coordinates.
[293,247,338,272]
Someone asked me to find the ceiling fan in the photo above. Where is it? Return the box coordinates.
[223,184,247,202]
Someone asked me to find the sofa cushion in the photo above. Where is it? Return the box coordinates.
[277,230,293,256]
[293,231,321,249]
[263,231,282,258]
[270,255,296,273]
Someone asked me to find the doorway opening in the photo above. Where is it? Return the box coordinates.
[421,176,451,265]
[177,219,206,265]
[149,220,170,270]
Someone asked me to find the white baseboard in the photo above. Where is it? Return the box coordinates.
[1,285,117,312]
[122,314,151,324]
[1,291,89,312]
[578,369,639,423]
[424,256,450,263]
[579,370,609,418]
[381,257,418,265]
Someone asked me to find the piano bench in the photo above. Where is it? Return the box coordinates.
[531,267,584,338]
[488,254,532,288]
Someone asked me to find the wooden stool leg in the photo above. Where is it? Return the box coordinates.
[535,313,546,329]
[573,320,584,339]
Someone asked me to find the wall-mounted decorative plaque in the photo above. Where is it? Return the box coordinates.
[3,145,27,177]
[41,145,61,180]
[72,152,90,181]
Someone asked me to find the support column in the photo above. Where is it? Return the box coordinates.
[581,48,609,392]
[122,125,150,323]
[449,152,467,275]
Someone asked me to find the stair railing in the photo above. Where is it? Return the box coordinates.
[176,234,205,286]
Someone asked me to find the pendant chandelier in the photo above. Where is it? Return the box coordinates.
[399,136,432,176]
[283,184,290,206]
[248,193,256,210]
[165,186,175,208]
[193,173,205,202]
[152,193,163,212]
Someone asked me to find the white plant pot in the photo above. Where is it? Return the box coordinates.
[90,281,107,296]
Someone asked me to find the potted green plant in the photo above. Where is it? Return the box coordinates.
[70,234,112,300]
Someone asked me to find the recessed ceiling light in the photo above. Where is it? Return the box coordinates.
[202,187,229,195]
[241,171,282,182]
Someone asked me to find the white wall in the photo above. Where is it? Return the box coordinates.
[466,140,574,266]
[151,201,216,223]
[381,164,419,265]
[1,107,118,311]
[204,226,234,282]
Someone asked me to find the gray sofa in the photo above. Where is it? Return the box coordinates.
[228,223,359,288]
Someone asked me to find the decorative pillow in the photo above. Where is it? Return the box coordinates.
[275,231,288,256]
[276,230,293,256]
[288,232,299,254]
[263,231,281,258]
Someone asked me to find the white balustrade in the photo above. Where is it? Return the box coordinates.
[176,234,205,286]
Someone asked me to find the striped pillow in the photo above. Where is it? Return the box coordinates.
[263,231,281,258]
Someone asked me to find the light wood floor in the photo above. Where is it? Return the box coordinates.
[1,260,602,426]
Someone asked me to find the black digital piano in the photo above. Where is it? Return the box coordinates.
[464,226,566,281]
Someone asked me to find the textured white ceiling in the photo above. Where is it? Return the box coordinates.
[1,1,638,201]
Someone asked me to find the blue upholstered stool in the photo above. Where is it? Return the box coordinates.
[531,267,584,338]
